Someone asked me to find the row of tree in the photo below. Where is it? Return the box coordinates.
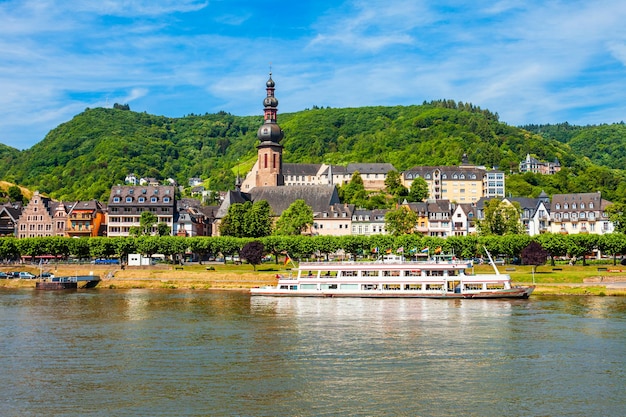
[3,232,626,268]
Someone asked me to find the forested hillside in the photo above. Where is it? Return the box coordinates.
[523,122,626,170]
[1,101,625,203]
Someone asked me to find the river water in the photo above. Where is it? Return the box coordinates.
[0,289,624,417]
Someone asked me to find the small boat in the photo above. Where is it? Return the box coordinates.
[250,251,534,299]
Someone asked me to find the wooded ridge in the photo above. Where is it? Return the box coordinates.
[1,100,625,203]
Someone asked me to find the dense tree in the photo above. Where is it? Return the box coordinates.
[605,202,626,234]
[477,199,524,236]
[384,206,418,236]
[219,200,273,238]
[240,241,265,270]
[219,202,250,237]
[521,241,548,274]
[274,200,314,236]
[384,170,407,198]
[338,171,367,205]
[138,211,158,236]
[597,233,626,265]
[408,177,429,202]
[7,185,24,203]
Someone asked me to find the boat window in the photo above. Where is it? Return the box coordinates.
[362,284,378,290]
[486,284,505,290]
[300,284,316,290]
[321,284,338,290]
[340,284,359,290]
[321,271,338,278]
[342,271,357,277]
[383,284,401,290]
[425,284,444,291]
[383,270,401,277]
[464,284,483,291]
[362,270,378,277]
[404,284,422,291]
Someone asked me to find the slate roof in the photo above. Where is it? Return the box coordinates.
[551,192,611,212]
[108,185,176,206]
[215,190,251,219]
[346,163,396,175]
[282,163,322,176]
[403,166,484,180]
[249,185,340,216]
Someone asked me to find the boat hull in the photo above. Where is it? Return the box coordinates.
[250,286,535,299]
[36,281,78,290]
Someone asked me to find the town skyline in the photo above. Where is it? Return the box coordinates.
[2,0,626,150]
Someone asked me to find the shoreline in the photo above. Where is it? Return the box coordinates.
[2,263,626,296]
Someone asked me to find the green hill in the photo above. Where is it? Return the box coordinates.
[1,101,625,203]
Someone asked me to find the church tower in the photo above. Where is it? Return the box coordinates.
[255,72,284,187]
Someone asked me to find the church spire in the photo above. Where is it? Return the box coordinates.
[255,71,284,187]
[257,72,284,143]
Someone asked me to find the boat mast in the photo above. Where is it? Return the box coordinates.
[483,247,501,276]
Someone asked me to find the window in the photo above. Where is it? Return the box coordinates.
[125,197,132,203]
[164,197,170,203]
[151,197,158,203]
[113,197,120,203]
[138,197,145,203]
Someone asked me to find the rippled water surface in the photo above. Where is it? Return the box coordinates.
[0,289,624,416]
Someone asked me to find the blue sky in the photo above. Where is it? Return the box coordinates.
[2,0,626,150]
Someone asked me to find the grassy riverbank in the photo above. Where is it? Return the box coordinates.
[1,262,626,295]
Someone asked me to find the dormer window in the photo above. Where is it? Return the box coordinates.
[113,197,120,203]
[163,197,170,203]
[151,197,158,203]
[556,203,560,210]
[126,197,132,203]
[138,197,146,203]
[589,202,594,209]
[129,189,134,194]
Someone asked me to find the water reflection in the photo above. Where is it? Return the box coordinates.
[0,290,624,417]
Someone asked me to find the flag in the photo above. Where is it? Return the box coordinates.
[385,248,392,254]
[397,247,404,253]
[409,247,418,254]
[371,247,379,253]
[421,247,430,253]
[284,255,291,266]
[435,246,442,254]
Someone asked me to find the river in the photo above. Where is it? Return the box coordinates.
[0,289,624,416]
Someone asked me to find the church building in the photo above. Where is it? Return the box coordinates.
[213,73,340,236]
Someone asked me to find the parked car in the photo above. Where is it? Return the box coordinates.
[8,271,20,279]
[0,272,8,278]
[19,272,36,279]
[38,272,55,278]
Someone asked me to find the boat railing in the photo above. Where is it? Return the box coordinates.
[298,259,470,266]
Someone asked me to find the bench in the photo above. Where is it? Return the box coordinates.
[505,268,516,271]
[175,266,184,270]
[597,267,608,272]
[552,268,562,271]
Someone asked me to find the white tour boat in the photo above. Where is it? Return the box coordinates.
[250,252,534,299]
